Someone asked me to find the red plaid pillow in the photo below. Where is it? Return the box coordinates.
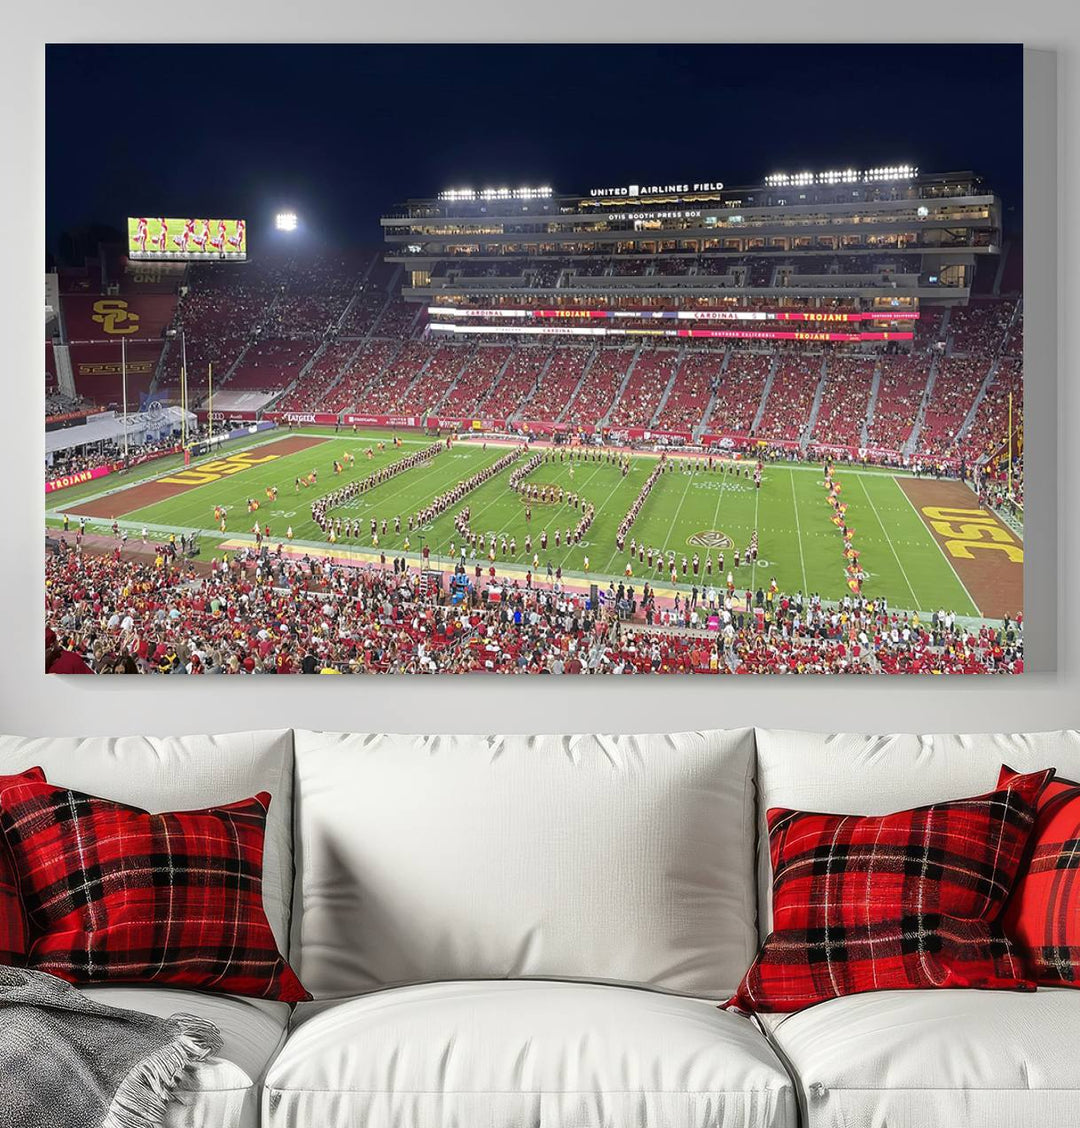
[727,768,1051,1014]
[1000,765,1080,986]
[0,769,46,965]
[0,774,309,1002]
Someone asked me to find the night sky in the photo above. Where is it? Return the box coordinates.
[46,43,1023,255]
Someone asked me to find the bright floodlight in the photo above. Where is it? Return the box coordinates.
[276,211,298,232]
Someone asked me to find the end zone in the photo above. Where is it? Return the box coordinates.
[68,435,328,519]
[896,477,1023,620]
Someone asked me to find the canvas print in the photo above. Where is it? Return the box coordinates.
[44,44,1023,675]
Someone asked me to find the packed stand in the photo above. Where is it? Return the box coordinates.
[476,347,550,419]
[324,340,401,414]
[957,357,1023,462]
[606,349,679,429]
[523,347,595,423]
[563,347,636,429]
[337,256,395,336]
[157,261,287,396]
[702,354,771,437]
[947,299,1015,354]
[918,356,993,458]
[753,357,823,442]
[864,355,932,452]
[439,346,513,417]
[43,541,1022,676]
[257,253,360,338]
[273,341,359,414]
[371,296,424,338]
[810,357,876,447]
[359,342,469,416]
[653,351,721,434]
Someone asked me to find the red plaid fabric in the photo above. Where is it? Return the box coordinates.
[1000,765,1080,986]
[0,774,309,1002]
[727,768,1051,1014]
[0,769,47,965]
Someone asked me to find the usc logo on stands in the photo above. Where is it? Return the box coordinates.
[91,299,140,336]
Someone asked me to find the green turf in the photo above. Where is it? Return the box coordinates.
[50,431,980,615]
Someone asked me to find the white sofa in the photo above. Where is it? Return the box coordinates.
[1,728,1077,1128]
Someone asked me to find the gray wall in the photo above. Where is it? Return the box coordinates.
[2,3,1074,737]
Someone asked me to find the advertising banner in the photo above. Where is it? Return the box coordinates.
[264,412,341,426]
[430,323,914,343]
[430,306,920,323]
[428,417,511,432]
[46,406,107,431]
[342,414,420,428]
[45,464,112,494]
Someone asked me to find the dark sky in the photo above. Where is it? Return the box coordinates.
[46,43,1023,254]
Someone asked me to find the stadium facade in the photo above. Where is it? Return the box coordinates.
[382,166,1002,346]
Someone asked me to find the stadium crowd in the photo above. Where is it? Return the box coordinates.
[46,435,183,484]
[44,538,1022,676]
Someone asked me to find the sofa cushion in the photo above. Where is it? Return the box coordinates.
[80,985,290,1128]
[0,778,308,1001]
[0,769,45,964]
[729,769,1048,1013]
[753,730,1080,932]
[757,987,1080,1128]
[264,980,796,1128]
[1000,765,1080,986]
[292,730,757,1000]
[0,732,295,958]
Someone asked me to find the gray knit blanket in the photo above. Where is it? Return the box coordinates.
[0,966,222,1128]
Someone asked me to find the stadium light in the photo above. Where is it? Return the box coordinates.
[766,166,916,188]
[275,211,298,232]
[437,186,553,202]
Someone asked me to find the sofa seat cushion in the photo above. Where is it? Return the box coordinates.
[264,980,796,1128]
[758,988,1080,1128]
[80,985,290,1128]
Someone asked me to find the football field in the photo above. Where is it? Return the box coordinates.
[46,428,1024,618]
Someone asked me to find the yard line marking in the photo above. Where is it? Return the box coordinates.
[854,473,921,611]
[789,469,808,595]
[707,464,731,544]
[750,473,761,591]
[891,477,981,617]
[659,466,698,553]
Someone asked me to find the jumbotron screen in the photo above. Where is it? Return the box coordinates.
[127,217,247,261]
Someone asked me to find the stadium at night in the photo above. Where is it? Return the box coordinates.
[44,46,1024,675]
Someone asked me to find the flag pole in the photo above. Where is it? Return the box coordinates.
[121,335,129,458]
[180,330,188,451]
[1007,390,1013,498]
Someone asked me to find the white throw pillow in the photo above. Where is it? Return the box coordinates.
[291,730,757,1000]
